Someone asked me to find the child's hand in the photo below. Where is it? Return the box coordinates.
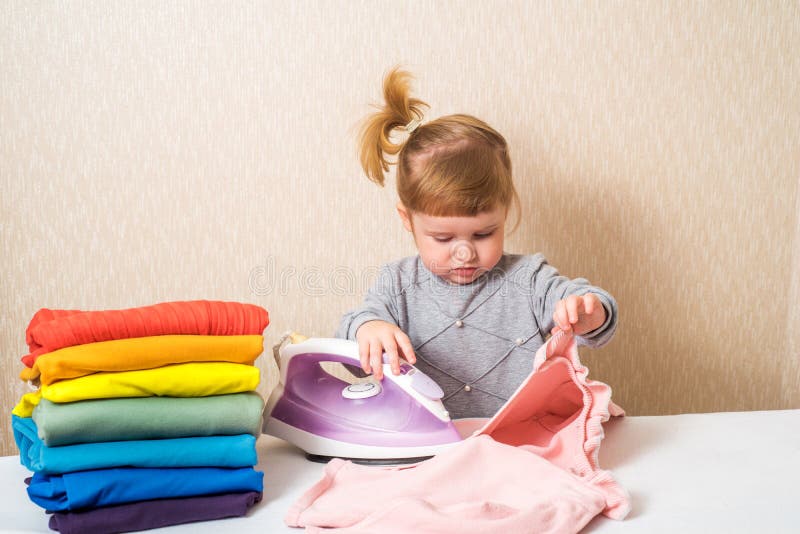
[355,320,417,380]
[552,293,606,336]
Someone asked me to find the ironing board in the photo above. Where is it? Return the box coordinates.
[0,409,797,533]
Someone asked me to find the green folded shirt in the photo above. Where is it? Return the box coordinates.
[32,392,264,446]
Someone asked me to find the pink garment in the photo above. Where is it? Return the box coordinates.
[287,435,607,534]
[286,333,630,532]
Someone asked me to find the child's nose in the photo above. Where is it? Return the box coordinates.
[450,240,477,263]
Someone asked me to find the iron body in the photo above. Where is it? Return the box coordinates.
[263,336,463,462]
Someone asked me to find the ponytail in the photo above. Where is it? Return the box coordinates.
[357,66,429,186]
[357,67,520,234]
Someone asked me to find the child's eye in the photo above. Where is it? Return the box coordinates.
[474,232,494,239]
[433,237,452,243]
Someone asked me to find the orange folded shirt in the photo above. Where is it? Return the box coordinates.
[23,300,269,367]
[20,334,265,385]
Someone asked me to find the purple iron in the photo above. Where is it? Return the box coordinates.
[262,334,462,464]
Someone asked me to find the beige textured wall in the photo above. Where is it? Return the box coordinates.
[1,1,798,456]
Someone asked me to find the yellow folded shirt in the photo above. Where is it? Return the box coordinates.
[13,391,41,418]
[51,361,258,401]
[19,334,264,385]
[13,362,261,417]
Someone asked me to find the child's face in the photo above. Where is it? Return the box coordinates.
[397,203,507,285]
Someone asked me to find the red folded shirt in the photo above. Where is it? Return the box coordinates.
[23,300,269,367]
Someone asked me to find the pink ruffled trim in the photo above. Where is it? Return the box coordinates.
[539,339,630,519]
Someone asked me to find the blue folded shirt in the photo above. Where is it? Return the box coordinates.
[13,415,258,474]
[27,465,264,512]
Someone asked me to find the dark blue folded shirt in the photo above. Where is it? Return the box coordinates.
[27,466,263,512]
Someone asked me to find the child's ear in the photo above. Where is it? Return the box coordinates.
[396,202,413,232]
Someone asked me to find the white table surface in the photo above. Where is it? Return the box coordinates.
[1,409,798,533]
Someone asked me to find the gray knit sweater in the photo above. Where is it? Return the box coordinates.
[334,253,617,418]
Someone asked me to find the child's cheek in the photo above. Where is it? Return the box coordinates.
[478,238,500,261]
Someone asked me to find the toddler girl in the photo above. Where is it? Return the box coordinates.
[335,67,617,418]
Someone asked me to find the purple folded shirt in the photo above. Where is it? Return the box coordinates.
[47,491,262,534]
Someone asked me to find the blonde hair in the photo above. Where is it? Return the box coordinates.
[358,66,521,232]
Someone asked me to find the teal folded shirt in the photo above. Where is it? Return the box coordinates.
[12,415,257,474]
[32,392,264,446]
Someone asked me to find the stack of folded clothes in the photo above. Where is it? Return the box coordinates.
[10,300,270,533]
